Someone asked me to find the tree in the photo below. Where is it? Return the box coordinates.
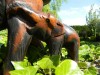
[43,0,67,18]
[86,5,100,38]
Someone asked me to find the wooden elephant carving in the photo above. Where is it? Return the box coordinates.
[7,5,80,65]
[0,0,80,75]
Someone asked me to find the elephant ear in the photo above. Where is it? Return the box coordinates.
[43,0,51,5]
[47,13,50,18]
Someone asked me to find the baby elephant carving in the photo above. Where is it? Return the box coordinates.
[7,6,80,61]
[4,6,80,75]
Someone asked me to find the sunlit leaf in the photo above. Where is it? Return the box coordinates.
[10,66,38,75]
[11,58,30,70]
[55,59,84,75]
[37,57,54,69]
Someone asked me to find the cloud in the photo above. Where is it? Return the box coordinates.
[61,17,86,25]
[58,7,86,25]
[83,4,100,12]
[58,4,100,25]
[58,8,78,16]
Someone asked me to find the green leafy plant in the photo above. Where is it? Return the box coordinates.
[0,30,99,75]
[55,60,84,75]
[10,57,84,75]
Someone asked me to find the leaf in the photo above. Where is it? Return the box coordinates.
[79,44,90,51]
[10,69,27,75]
[37,57,54,69]
[96,47,100,53]
[11,61,24,70]
[10,66,38,75]
[11,58,30,70]
[61,48,68,57]
[84,69,92,75]
[79,45,90,56]
[0,36,7,46]
[88,66,98,75]
[79,45,91,61]
[90,44,95,51]
[78,62,89,69]
[0,58,2,63]
[84,66,98,75]
[36,73,43,75]
[55,59,84,75]
[50,55,60,67]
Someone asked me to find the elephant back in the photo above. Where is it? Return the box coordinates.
[64,24,76,35]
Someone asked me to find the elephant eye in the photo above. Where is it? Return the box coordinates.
[46,18,50,23]
[57,22,62,26]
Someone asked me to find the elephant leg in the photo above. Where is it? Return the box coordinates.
[3,17,32,75]
[27,37,45,63]
[0,0,7,31]
[64,40,79,62]
[0,16,7,31]
[0,62,3,75]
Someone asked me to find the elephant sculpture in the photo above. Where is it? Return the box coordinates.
[7,4,80,67]
[0,0,80,75]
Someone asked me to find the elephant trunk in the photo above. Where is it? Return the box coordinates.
[46,34,64,55]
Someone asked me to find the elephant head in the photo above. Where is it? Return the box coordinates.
[31,13,65,55]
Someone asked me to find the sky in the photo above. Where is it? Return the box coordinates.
[58,0,100,25]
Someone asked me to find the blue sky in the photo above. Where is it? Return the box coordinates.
[58,0,100,25]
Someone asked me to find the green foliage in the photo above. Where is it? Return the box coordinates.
[78,62,88,69]
[55,60,83,75]
[10,57,38,75]
[11,57,31,70]
[0,30,8,63]
[79,43,100,62]
[0,30,100,75]
[37,57,54,69]
[9,57,84,75]
[72,25,100,41]
[50,55,60,66]
[10,66,38,75]
[43,0,67,18]
[50,0,67,11]
[86,5,100,37]
[72,26,89,34]
[0,30,7,46]
[84,66,97,75]
[72,25,91,40]
[61,48,68,58]
[72,5,100,41]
